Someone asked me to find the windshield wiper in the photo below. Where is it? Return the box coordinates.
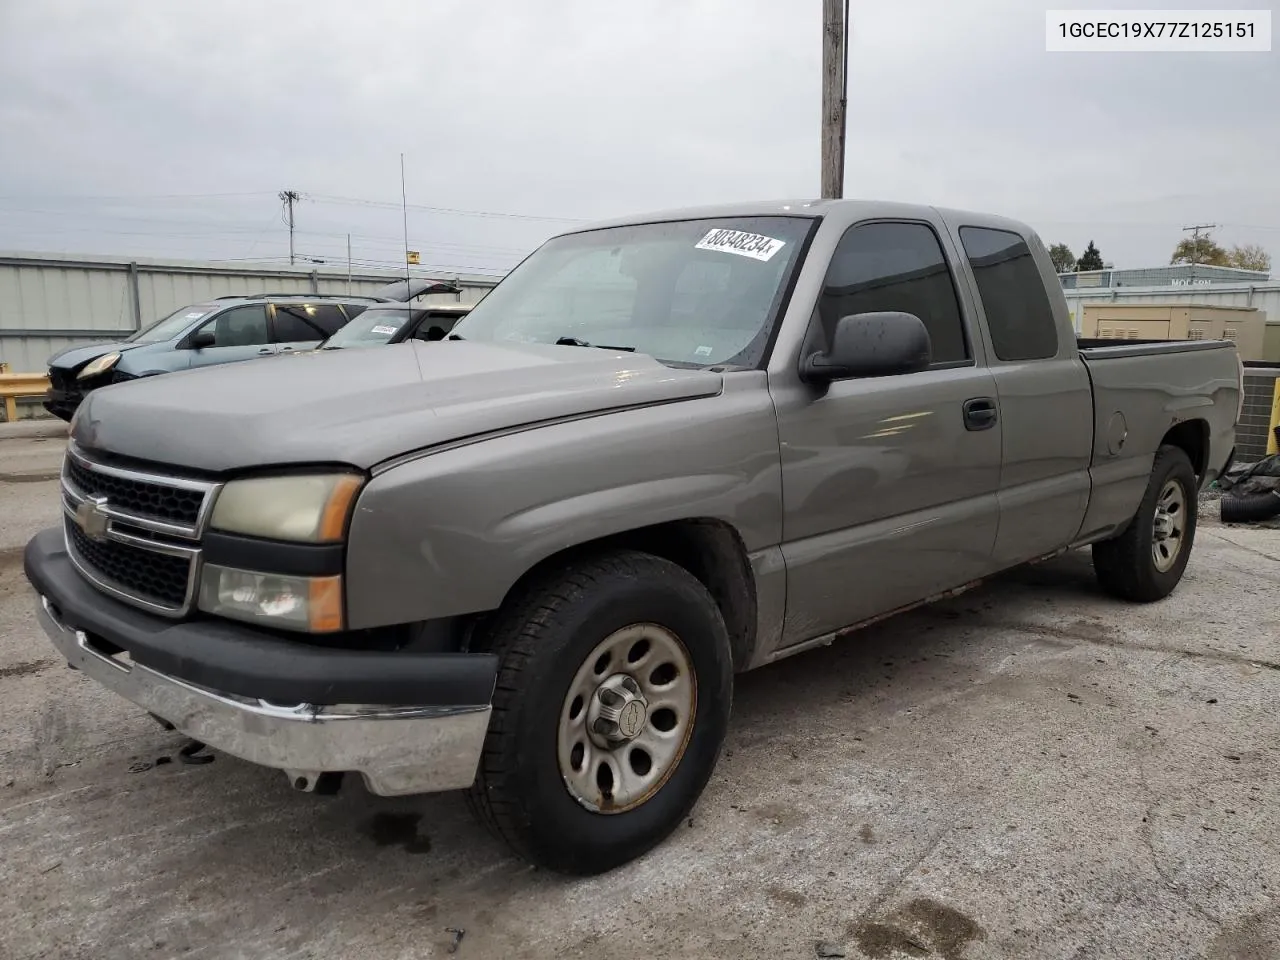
[555,336,635,352]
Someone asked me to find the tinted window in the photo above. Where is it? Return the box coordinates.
[198,305,269,347]
[272,304,328,343]
[313,305,350,335]
[959,227,1059,361]
[821,222,969,365]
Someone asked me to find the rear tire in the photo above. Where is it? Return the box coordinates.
[1092,444,1197,602]
[466,549,733,875]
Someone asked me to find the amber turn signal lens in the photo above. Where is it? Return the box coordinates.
[317,474,365,542]
[308,575,344,633]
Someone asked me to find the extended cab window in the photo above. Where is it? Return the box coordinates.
[959,227,1059,361]
[821,222,969,365]
[196,305,269,347]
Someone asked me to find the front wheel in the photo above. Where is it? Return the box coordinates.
[466,550,733,875]
[1093,444,1198,602]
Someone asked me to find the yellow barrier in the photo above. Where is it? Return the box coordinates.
[0,371,50,423]
[1268,377,1280,457]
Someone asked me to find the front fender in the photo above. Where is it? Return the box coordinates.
[343,378,782,630]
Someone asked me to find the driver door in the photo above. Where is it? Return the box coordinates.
[184,305,275,369]
[774,219,1003,649]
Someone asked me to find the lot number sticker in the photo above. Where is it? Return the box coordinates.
[370,324,398,336]
[695,228,786,262]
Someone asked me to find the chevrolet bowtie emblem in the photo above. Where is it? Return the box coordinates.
[75,495,110,542]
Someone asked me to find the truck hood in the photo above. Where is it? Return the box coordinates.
[71,340,724,473]
[48,340,147,371]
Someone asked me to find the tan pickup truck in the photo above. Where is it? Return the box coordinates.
[25,199,1241,874]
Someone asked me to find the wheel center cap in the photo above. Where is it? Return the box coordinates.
[587,673,648,746]
[1153,511,1173,539]
[617,699,647,739]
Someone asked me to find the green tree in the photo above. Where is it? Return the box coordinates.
[1048,243,1076,273]
[1077,241,1104,272]
[1228,243,1271,273]
[1170,234,1229,266]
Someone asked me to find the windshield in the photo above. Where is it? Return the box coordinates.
[320,307,411,348]
[125,304,215,344]
[449,216,813,367]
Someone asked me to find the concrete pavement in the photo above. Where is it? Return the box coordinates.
[2,435,1279,960]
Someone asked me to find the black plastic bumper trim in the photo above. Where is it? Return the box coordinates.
[24,528,497,707]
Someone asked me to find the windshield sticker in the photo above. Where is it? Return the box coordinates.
[695,228,786,262]
[694,345,713,357]
[370,324,398,336]
[183,311,206,319]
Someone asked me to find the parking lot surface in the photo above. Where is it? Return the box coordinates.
[2,433,1278,960]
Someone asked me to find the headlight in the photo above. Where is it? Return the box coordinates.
[77,352,121,380]
[209,473,363,543]
[199,565,343,632]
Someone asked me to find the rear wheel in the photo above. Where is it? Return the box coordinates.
[466,550,733,875]
[1093,444,1197,602]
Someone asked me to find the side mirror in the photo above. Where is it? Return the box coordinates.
[800,311,932,384]
[187,331,216,350]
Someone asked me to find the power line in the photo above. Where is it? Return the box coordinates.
[1180,223,1220,265]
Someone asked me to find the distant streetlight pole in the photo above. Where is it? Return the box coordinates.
[820,0,849,199]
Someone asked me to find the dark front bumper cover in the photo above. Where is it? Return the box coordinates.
[23,527,498,707]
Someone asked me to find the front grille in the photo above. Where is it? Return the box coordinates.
[65,456,205,527]
[48,368,76,391]
[66,517,192,610]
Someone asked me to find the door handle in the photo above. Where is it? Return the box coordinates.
[278,346,293,352]
[257,347,273,354]
[963,397,998,431]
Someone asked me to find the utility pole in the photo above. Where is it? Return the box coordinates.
[346,233,352,293]
[279,189,300,266]
[1181,223,1219,265]
[820,0,849,199]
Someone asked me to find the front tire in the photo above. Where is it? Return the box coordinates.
[466,550,733,875]
[1093,444,1197,602]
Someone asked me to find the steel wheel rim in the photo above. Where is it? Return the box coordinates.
[1151,478,1187,572]
[557,623,697,814]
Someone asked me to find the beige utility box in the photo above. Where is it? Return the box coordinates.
[1079,304,1266,360]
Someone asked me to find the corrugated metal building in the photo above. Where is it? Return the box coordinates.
[0,252,501,373]
[1060,263,1269,290]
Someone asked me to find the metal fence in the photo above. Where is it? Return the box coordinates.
[0,252,502,373]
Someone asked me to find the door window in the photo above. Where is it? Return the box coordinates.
[820,222,970,365]
[198,305,269,347]
[271,304,329,343]
[959,227,1059,361]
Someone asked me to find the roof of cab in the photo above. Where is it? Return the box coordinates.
[561,198,1037,240]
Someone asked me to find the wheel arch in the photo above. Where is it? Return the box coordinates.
[1161,419,1209,478]
[493,518,759,672]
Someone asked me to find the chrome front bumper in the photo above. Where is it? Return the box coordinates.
[36,594,491,797]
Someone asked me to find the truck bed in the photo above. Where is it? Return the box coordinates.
[1074,335,1240,543]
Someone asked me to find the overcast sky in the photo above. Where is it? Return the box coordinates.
[0,0,1275,277]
